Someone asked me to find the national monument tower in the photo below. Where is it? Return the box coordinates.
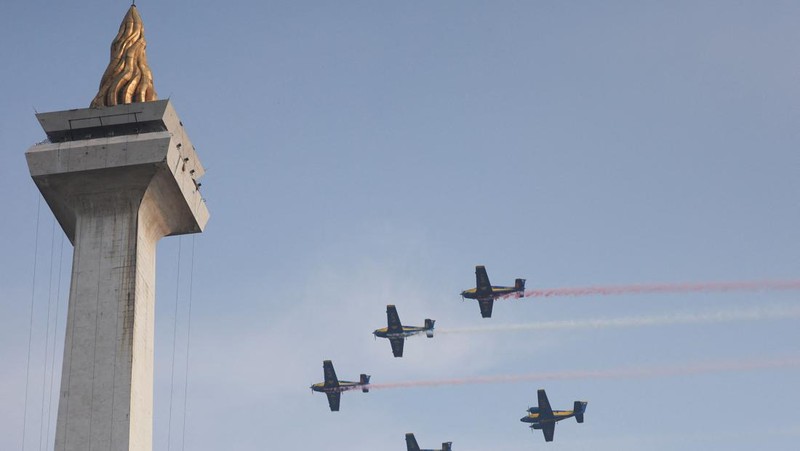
[25,6,209,450]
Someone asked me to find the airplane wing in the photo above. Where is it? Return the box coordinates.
[390,338,405,358]
[323,360,339,387]
[478,298,494,318]
[475,266,492,295]
[542,422,555,442]
[537,389,554,418]
[386,305,403,334]
[325,392,341,412]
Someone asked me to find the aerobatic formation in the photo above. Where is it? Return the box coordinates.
[312,265,591,446]
[312,263,795,446]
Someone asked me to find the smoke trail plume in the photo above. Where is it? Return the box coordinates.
[502,279,800,300]
[359,356,800,391]
[438,304,800,335]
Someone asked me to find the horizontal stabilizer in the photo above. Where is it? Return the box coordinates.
[574,401,587,423]
[425,319,435,337]
[515,278,526,294]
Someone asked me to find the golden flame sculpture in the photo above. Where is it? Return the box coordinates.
[90,5,158,108]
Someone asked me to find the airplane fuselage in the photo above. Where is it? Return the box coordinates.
[373,326,428,339]
[520,409,577,426]
[310,381,364,394]
[460,285,521,300]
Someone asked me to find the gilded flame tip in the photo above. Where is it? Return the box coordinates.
[90,6,157,108]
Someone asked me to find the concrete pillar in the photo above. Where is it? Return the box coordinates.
[26,100,209,451]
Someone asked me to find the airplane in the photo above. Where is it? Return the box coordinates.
[373,305,435,358]
[520,389,587,442]
[310,360,370,412]
[460,265,525,318]
[406,433,452,451]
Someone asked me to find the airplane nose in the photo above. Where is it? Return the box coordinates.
[520,415,532,423]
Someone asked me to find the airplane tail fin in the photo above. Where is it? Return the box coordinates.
[515,278,526,296]
[425,319,435,337]
[405,433,420,451]
[442,441,453,451]
[360,374,370,393]
[574,401,587,423]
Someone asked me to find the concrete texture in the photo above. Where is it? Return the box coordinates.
[25,100,208,451]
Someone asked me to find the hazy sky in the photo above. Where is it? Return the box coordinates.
[2,1,800,450]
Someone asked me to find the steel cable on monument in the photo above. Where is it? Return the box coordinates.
[21,196,41,451]
[166,237,183,451]
[180,235,196,451]
[43,231,66,450]
[37,219,57,451]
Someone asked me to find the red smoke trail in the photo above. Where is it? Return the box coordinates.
[361,356,800,391]
[502,279,800,300]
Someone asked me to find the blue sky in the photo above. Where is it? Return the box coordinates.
[2,1,800,450]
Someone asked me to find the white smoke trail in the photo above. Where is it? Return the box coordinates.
[361,356,800,391]
[438,304,800,335]
[502,279,800,300]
